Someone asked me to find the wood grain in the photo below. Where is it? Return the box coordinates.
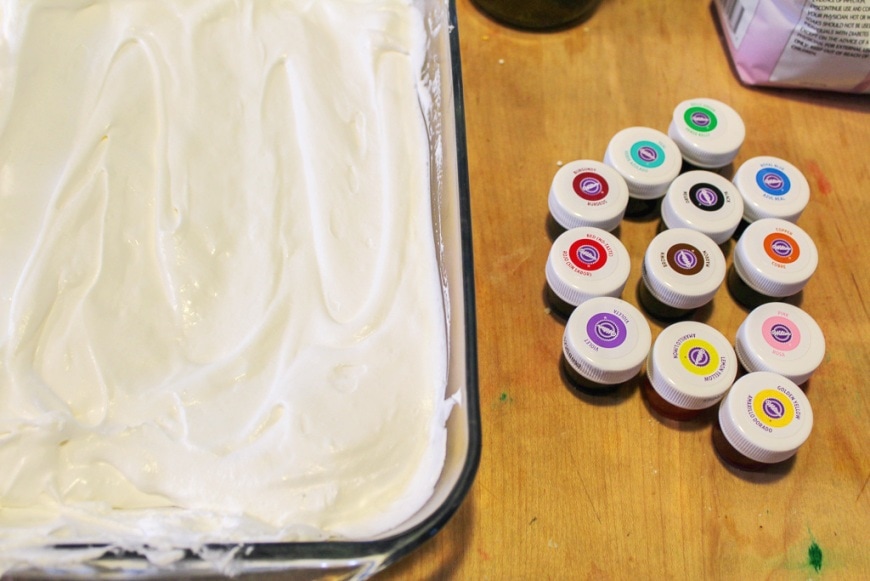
[382,0,870,578]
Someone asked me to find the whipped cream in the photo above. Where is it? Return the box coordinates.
[0,0,450,570]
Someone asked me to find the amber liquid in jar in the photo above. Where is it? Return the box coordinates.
[624,197,661,219]
[561,354,629,395]
[641,377,707,421]
[638,279,693,321]
[546,283,577,320]
[711,418,768,471]
[726,265,789,310]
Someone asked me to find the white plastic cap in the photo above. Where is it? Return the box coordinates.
[603,127,682,200]
[660,170,745,244]
[733,218,818,298]
[548,160,629,232]
[641,228,726,310]
[563,297,652,386]
[647,321,737,410]
[718,372,813,464]
[546,227,631,307]
[668,98,746,169]
[733,156,810,223]
[735,302,826,385]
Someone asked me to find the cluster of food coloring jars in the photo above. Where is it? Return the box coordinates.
[545,97,824,472]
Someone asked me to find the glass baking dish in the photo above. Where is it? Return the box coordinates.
[5,0,479,578]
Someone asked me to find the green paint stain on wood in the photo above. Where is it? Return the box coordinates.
[808,541,823,572]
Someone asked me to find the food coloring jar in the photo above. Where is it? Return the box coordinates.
[735,302,825,386]
[643,321,738,421]
[713,372,813,471]
[733,156,810,228]
[660,170,745,245]
[667,98,745,171]
[546,227,631,318]
[548,160,628,233]
[639,228,726,320]
[728,218,818,309]
[604,127,682,217]
[562,297,651,391]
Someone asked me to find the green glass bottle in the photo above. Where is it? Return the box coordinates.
[472,0,602,30]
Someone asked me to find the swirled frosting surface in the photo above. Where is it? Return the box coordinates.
[0,0,448,566]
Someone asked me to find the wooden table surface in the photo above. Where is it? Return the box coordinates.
[383,0,870,579]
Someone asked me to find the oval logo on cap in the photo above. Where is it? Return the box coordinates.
[580,177,603,196]
[568,238,609,272]
[595,320,619,341]
[638,146,657,163]
[763,232,801,264]
[770,323,793,343]
[688,183,725,212]
[771,238,793,257]
[630,140,666,169]
[761,316,801,351]
[678,338,720,376]
[764,173,784,190]
[666,243,705,275]
[675,248,698,270]
[756,167,791,196]
[695,187,718,206]
[691,112,711,127]
[683,106,718,133]
[578,244,600,265]
[688,346,711,367]
[762,397,786,419]
[585,312,628,349]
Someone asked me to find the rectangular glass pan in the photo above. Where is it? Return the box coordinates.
[8,0,479,578]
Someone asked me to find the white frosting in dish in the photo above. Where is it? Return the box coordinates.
[0,0,449,568]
